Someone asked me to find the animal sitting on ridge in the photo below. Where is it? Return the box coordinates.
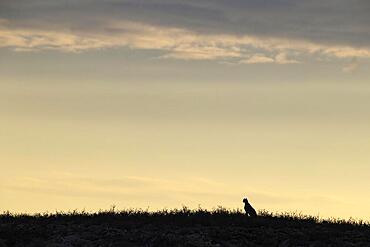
[243,197,257,217]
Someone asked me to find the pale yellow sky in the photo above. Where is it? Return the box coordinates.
[1,78,370,220]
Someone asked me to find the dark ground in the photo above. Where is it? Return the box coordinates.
[0,208,369,247]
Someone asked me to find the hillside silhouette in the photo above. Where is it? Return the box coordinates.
[0,207,369,247]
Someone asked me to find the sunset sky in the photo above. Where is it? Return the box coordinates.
[1,0,370,219]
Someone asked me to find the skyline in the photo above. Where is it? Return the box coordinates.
[1,0,370,220]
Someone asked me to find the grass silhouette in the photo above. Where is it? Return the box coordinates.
[1,207,369,246]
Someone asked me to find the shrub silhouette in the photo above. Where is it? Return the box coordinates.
[0,208,369,246]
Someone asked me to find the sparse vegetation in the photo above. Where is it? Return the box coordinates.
[0,207,369,246]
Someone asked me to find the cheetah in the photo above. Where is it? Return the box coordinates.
[243,197,257,217]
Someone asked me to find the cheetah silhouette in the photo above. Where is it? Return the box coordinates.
[243,197,257,217]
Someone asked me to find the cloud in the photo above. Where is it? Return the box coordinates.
[0,173,232,202]
[275,53,300,64]
[241,54,274,64]
[240,53,300,64]
[1,20,370,64]
[1,0,370,63]
[342,57,360,73]
[2,0,370,46]
[2,1,370,46]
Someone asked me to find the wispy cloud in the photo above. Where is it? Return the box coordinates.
[241,54,274,64]
[1,19,370,65]
[240,53,300,65]
[274,53,300,65]
[342,57,360,73]
[0,173,232,202]
[1,173,351,215]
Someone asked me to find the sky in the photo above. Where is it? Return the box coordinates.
[1,0,370,219]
